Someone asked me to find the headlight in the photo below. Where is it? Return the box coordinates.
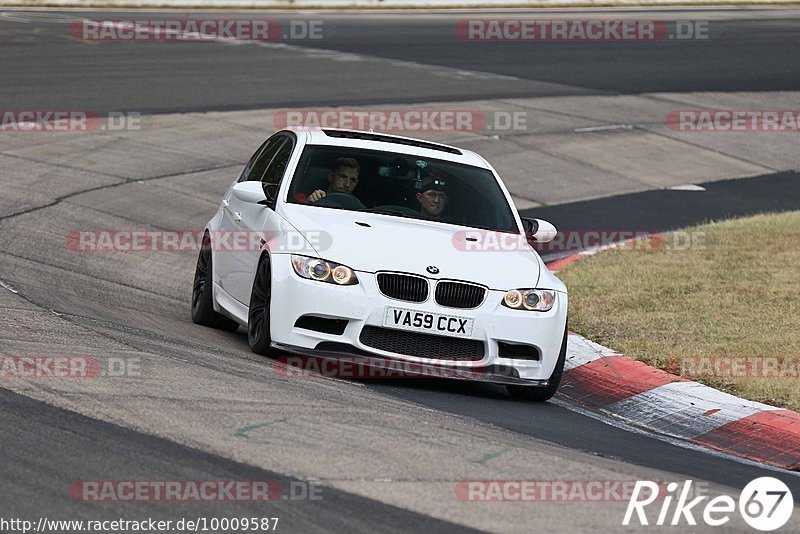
[291,255,358,285]
[502,289,555,311]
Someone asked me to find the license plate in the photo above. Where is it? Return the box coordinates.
[383,307,474,338]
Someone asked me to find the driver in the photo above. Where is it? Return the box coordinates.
[307,158,360,203]
[416,174,449,220]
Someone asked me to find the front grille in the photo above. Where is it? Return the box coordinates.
[359,326,485,361]
[434,281,486,309]
[377,273,428,302]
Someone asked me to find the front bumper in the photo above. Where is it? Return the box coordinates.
[271,342,550,386]
[269,254,568,383]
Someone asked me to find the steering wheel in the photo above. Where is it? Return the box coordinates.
[314,192,367,210]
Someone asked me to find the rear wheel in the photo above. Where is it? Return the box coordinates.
[248,255,274,356]
[191,233,239,331]
[507,324,568,402]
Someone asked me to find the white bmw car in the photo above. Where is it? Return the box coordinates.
[192,128,568,401]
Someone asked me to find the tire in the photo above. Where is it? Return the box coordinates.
[506,323,568,402]
[191,232,239,331]
[247,254,275,356]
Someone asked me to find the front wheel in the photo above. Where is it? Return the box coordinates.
[248,255,275,356]
[507,324,568,402]
[191,233,239,331]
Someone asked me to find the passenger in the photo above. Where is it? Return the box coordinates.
[415,175,449,220]
[307,158,361,203]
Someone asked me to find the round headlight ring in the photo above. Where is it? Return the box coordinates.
[332,265,354,285]
[308,259,331,281]
[504,289,523,308]
[523,290,541,310]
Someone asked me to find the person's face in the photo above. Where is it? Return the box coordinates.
[417,189,448,217]
[328,166,359,193]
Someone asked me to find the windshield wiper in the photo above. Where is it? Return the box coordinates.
[360,208,411,218]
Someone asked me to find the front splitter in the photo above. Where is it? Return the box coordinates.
[271,342,549,387]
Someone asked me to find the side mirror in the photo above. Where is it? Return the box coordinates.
[232,181,268,204]
[521,217,557,244]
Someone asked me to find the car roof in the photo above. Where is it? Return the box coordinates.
[292,128,490,169]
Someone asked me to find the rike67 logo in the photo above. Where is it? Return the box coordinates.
[624,478,794,531]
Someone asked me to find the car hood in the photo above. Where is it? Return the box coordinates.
[280,205,541,290]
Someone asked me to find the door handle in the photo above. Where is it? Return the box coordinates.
[233,211,242,223]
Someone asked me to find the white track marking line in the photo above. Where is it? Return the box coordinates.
[0,279,19,293]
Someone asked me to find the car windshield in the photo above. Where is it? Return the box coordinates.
[287,145,519,232]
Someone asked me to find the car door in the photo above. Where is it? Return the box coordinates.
[223,134,296,304]
[217,135,285,302]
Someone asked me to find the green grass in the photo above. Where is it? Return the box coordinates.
[558,211,800,411]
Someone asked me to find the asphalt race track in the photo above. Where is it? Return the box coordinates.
[1,8,800,533]
[1,9,799,113]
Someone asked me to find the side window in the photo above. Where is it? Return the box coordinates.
[261,139,293,186]
[238,137,282,183]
